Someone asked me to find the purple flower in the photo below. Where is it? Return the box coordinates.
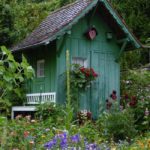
[44,140,55,149]
[55,132,67,139]
[60,136,68,149]
[85,143,97,150]
[44,137,57,149]
[70,134,80,143]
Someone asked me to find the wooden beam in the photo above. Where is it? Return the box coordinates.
[116,39,128,62]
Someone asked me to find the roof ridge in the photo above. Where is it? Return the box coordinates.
[47,0,89,17]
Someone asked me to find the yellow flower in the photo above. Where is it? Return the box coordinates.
[111,146,116,150]
[137,140,144,149]
[41,135,46,138]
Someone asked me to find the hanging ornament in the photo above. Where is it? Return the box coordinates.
[85,27,98,40]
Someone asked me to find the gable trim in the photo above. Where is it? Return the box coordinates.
[101,0,141,49]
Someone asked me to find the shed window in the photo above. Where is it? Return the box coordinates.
[37,60,45,77]
[72,57,87,67]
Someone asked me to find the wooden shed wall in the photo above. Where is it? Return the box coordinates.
[56,13,120,118]
[25,44,56,94]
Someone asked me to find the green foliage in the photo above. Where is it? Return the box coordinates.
[70,64,98,90]
[97,103,137,142]
[0,116,55,149]
[115,132,150,150]
[35,102,64,126]
[0,116,7,149]
[121,70,150,132]
[121,70,150,97]
[111,0,150,68]
[69,64,98,112]
[79,121,100,143]
[0,46,34,116]
[0,0,75,46]
[112,0,150,43]
[64,50,74,131]
[0,0,15,46]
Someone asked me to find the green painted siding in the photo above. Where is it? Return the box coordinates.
[56,12,120,118]
[25,11,121,118]
[25,44,56,94]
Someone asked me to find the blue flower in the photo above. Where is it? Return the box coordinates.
[60,136,68,149]
[70,134,80,143]
[85,143,97,150]
[55,132,67,139]
[44,140,54,149]
[44,137,57,149]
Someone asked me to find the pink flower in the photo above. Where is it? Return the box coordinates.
[24,131,30,138]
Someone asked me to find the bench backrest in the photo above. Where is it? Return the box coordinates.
[26,92,56,104]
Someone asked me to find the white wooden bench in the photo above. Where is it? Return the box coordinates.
[11,92,56,119]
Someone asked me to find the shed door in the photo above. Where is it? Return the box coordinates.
[90,51,119,119]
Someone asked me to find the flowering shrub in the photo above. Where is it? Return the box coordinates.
[120,93,150,132]
[121,70,150,132]
[70,64,98,90]
[97,106,137,142]
[116,132,150,149]
[77,110,92,125]
[106,90,117,110]
[44,132,108,150]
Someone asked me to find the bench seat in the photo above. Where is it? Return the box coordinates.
[11,92,56,119]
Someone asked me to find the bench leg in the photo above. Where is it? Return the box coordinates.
[11,110,14,119]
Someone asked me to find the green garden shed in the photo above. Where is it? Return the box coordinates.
[12,0,142,119]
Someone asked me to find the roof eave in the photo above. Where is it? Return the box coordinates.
[11,41,46,52]
[42,0,99,45]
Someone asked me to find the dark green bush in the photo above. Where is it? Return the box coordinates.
[97,103,137,142]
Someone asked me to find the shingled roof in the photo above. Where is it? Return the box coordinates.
[12,0,142,51]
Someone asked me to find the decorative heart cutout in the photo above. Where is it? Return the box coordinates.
[88,30,96,40]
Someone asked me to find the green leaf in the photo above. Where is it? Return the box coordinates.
[3,72,13,82]
[1,46,9,55]
[0,66,5,75]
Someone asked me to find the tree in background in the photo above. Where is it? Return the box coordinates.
[111,0,150,43]
[111,0,150,69]
[0,0,15,46]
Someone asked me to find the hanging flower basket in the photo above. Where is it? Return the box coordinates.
[70,64,98,90]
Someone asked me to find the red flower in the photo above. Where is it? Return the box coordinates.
[129,101,135,107]
[110,90,117,100]
[131,96,137,102]
[86,72,90,77]
[87,111,92,120]
[93,72,98,77]
[110,94,117,100]
[80,67,85,73]
[90,68,98,77]
[124,93,129,100]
